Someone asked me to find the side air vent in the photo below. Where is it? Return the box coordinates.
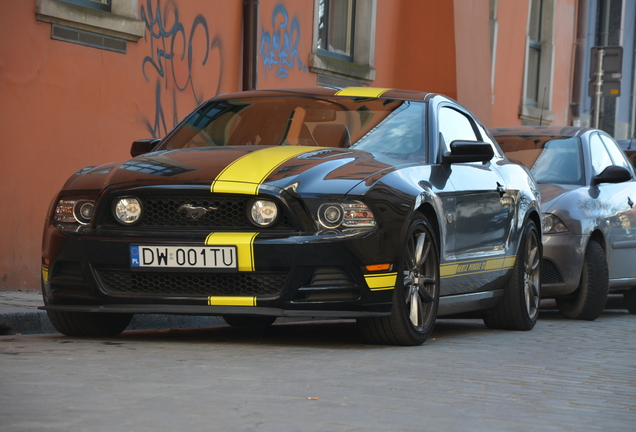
[52,24,126,53]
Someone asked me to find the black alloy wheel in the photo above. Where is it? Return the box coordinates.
[484,219,541,330]
[357,213,440,346]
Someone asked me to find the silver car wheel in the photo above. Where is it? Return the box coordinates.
[404,230,436,330]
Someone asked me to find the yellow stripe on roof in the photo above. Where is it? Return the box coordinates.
[211,146,318,195]
[335,87,392,98]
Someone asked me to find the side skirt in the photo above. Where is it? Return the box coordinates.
[437,290,504,316]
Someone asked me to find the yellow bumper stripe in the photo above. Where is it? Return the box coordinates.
[205,232,258,272]
[335,87,392,98]
[42,267,49,284]
[208,296,256,306]
[364,272,398,291]
[211,146,319,195]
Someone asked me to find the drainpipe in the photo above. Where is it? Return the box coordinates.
[242,0,259,91]
[570,0,587,126]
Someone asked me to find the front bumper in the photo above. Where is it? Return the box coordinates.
[41,226,398,318]
[540,232,587,297]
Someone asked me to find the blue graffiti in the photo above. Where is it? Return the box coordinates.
[260,4,306,79]
[140,0,223,138]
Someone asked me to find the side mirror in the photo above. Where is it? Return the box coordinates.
[130,138,161,157]
[592,165,633,186]
[441,141,494,164]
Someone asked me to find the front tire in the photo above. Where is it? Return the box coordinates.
[47,310,132,337]
[357,213,440,346]
[624,289,636,314]
[555,241,608,320]
[484,219,541,330]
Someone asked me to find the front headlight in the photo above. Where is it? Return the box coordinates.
[542,213,569,234]
[54,199,95,225]
[317,201,376,230]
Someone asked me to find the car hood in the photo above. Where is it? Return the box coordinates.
[538,183,580,212]
[63,146,401,196]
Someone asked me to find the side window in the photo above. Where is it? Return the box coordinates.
[589,133,614,175]
[600,134,633,173]
[438,107,478,152]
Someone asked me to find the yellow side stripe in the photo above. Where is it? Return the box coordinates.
[42,267,49,283]
[205,232,258,272]
[208,296,256,306]
[364,272,398,291]
[211,146,319,195]
[440,256,517,279]
[335,87,392,98]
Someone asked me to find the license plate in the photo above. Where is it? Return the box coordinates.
[130,245,237,269]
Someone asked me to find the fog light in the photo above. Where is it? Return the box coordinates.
[113,197,142,225]
[248,199,278,227]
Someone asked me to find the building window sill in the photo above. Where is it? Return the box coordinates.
[519,104,554,125]
[36,0,145,42]
[309,52,375,84]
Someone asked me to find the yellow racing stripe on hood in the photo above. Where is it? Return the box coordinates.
[211,146,319,195]
[335,87,392,98]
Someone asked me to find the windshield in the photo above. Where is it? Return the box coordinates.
[496,135,584,185]
[158,95,425,160]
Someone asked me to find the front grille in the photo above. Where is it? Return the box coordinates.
[95,269,287,297]
[310,267,353,286]
[101,195,293,230]
[541,259,563,284]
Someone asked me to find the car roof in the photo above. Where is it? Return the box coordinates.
[212,87,438,102]
[489,125,593,139]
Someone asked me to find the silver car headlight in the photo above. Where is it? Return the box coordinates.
[54,199,95,225]
[113,197,143,225]
[542,213,569,234]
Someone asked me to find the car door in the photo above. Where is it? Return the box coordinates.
[592,133,636,281]
[436,105,513,293]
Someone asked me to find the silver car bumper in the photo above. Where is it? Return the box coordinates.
[541,233,587,297]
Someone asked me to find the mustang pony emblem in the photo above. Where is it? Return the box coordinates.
[177,204,218,220]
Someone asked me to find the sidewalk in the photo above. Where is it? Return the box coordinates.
[0,290,226,336]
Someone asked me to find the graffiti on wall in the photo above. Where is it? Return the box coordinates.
[140,0,223,138]
[260,4,306,80]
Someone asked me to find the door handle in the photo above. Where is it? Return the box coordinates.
[496,182,506,197]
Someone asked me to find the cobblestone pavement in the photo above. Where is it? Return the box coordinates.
[1,304,634,432]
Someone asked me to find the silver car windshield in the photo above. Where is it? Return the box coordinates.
[499,136,585,185]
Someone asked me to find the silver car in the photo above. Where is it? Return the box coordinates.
[491,125,636,319]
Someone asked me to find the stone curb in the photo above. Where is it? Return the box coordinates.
[0,310,227,336]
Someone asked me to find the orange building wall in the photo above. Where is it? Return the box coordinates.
[0,0,577,290]
[552,0,578,125]
[0,0,243,290]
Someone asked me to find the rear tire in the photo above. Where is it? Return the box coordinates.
[484,219,541,330]
[622,289,636,314]
[47,310,132,337]
[222,315,277,327]
[555,241,608,320]
[357,213,439,346]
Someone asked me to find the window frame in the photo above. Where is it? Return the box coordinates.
[310,0,377,86]
[520,0,555,125]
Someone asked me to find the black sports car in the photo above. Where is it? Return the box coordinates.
[41,87,542,345]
